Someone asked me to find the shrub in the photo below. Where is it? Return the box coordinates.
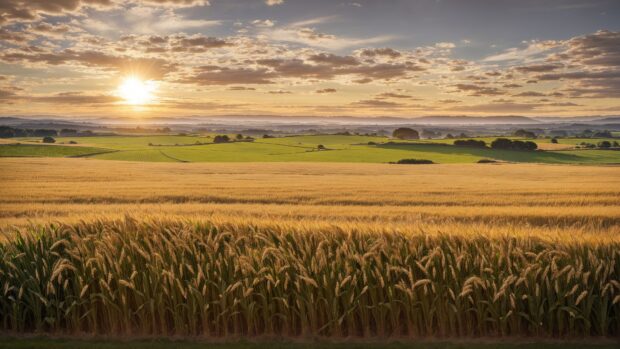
[262,134,275,139]
[213,135,230,143]
[395,158,434,164]
[392,127,419,140]
[236,134,244,140]
[613,141,619,147]
[68,140,78,144]
[491,138,537,151]
[598,140,611,148]
[477,159,498,163]
[579,142,596,149]
[551,138,558,144]
[367,141,377,145]
[317,144,326,150]
[453,139,486,148]
[42,136,56,143]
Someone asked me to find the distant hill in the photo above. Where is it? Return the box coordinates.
[2,114,619,128]
[404,115,539,125]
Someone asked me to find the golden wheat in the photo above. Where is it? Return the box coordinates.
[0,158,619,337]
[0,218,618,337]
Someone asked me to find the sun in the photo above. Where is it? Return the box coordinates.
[117,76,157,105]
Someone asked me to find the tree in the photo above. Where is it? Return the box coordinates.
[42,136,56,143]
[598,141,611,148]
[454,139,486,148]
[0,126,15,138]
[213,135,230,143]
[236,134,244,140]
[551,138,558,144]
[392,127,419,140]
[445,133,454,139]
[60,129,78,136]
[317,144,326,150]
[549,130,568,137]
[33,129,57,137]
[514,129,536,138]
[491,138,537,151]
[613,141,619,147]
[594,130,612,138]
[490,138,513,150]
[421,129,441,139]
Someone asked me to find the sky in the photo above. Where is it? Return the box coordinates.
[0,0,619,118]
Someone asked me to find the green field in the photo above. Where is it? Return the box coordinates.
[2,134,619,164]
[0,144,110,157]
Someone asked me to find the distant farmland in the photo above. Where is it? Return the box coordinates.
[1,134,619,164]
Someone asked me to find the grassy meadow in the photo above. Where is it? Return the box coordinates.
[0,158,619,339]
[1,134,619,164]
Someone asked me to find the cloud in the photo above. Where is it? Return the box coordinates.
[179,66,275,85]
[252,19,275,28]
[265,0,284,6]
[359,48,402,59]
[307,53,360,66]
[1,50,176,79]
[0,88,18,101]
[32,91,122,104]
[483,40,560,62]
[264,20,395,50]
[120,6,220,34]
[316,88,336,93]
[228,86,256,91]
[351,99,405,108]
[453,84,505,96]
[117,33,231,53]
[452,102,539,113]
[375,92,413,99]
[537,70,620,81]
[513,91,546,97]
[0,28,33,43]
[566,30,620,67]
[169,34,231,52]
[255,57,423,82]
[141,0,210,7]
[0,90,122,104]
[0,0,114,23]
[515,64,563,73]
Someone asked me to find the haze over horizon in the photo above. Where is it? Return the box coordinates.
[1,0,619,119]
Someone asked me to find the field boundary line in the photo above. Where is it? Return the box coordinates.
[158,150,190,163]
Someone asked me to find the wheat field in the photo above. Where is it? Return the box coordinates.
[0,158,619,337]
